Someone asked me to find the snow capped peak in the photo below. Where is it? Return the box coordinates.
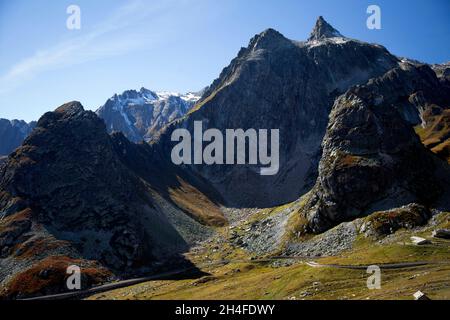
[106,87,202,105]
[155,91,180,100]
[304,36,351,48]
[140,87,158,100]
[180,92,202,103]
[154,91,202,103]
[97,87,202,142]
[104,88,201,114]
[109,88,157,107]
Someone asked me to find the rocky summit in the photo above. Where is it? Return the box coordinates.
[308,15,343,41]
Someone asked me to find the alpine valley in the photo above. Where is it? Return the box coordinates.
[1,17,449,300]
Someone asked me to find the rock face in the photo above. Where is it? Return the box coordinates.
[308,16,343,41]
[302,63,450,233]
[96,88,200,143]
[155,17,399,207]
[0,119,36,156]
[415,62,450,163]
[0,102,211,298]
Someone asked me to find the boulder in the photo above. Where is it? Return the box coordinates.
[413,291,431,300]
[410,236,431,245]
[432,229,450,239]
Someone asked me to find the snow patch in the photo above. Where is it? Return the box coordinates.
[306,37,350,48]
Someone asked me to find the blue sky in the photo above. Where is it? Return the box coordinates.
[0,0,449,121]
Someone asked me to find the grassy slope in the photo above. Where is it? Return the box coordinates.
[168,177,227,227]
[88,261,450,301]
[88,212,450,301]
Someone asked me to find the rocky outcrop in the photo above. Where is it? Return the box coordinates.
[154,17,399,207]
[0,119,36,156]
[302,63,450,233]
[360,204,432,238]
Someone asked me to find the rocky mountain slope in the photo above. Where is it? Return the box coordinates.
[154,16,400,208]
[0,119,36,156]
[415,63,450,163]
[0,102,218,299]
[96,88,201,142]
[300,63,450,233]
[416,105,450,163]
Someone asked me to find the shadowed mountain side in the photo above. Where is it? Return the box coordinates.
[0,102,208,299]
[110,132,227,227]
[152,19,400,208]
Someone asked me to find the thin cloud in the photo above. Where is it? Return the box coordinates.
[0,0,174,95]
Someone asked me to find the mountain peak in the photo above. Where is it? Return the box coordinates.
[259,28,285,39]
[308,16,343,41]
[248,28,292,51]
[54,101,84,116]
[96,88,200,143]
[36,101,88,129]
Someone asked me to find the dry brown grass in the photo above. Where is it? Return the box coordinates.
[415,107,450,163]
[1,256,112,299]
[336,154,365,169]
[169,177,227,227]
[0,208,32,234]
[13,237,71,260]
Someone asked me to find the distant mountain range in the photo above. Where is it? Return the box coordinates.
[96,88,203,143]
[0,16,449,299]
[0,89,201,156]
[0,119,36,156]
